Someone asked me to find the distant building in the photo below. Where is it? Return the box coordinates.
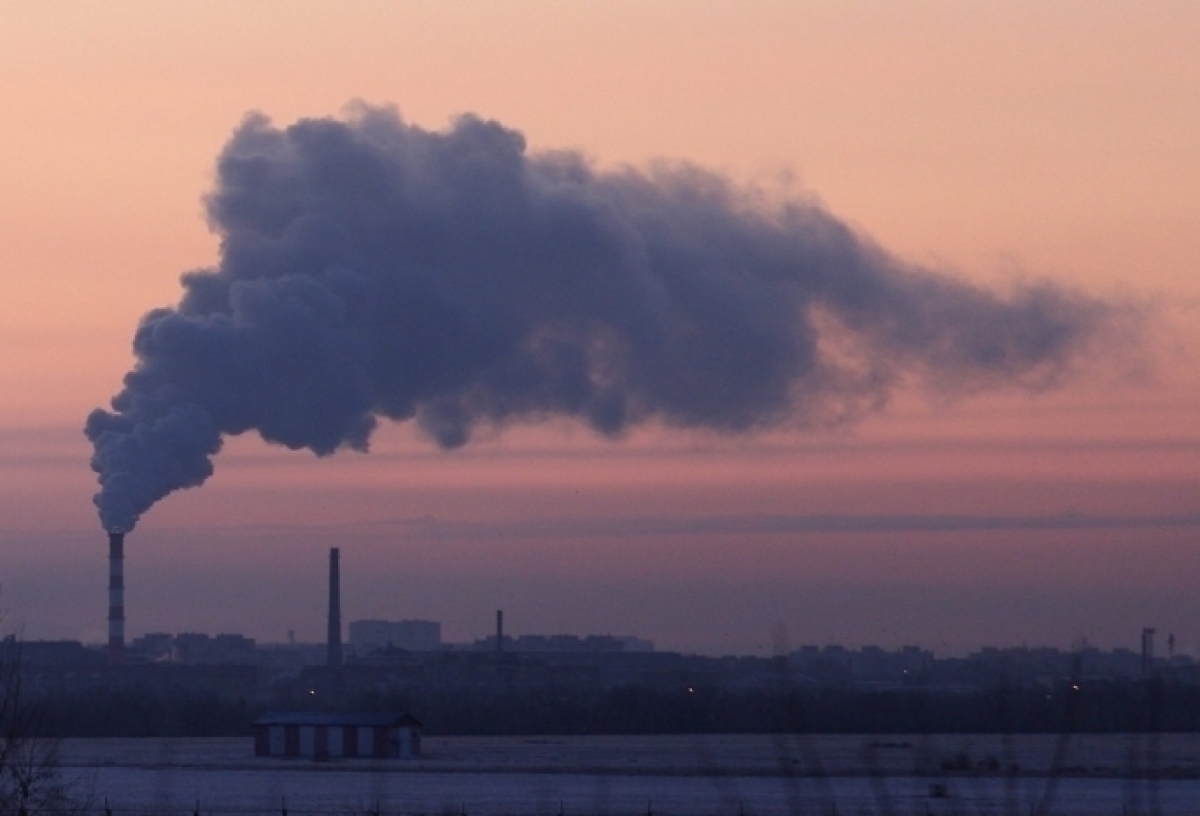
[7,639,105,667]
[349,619,441,653]
[252,712,422,759]
[127,632,256,664]
[617,636,656,653]
[128,633,174,662]
[473,633,655,653]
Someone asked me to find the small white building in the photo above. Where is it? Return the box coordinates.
[253,712,422,759]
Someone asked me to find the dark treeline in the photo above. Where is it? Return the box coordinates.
[37,689,250,738]
[29,677,1200,738]
[326,679,1200,736]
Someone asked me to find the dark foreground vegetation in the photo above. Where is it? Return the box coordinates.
[27,669,1200,739]
[4,647,1196,816]
[8,641,1200,814]
[21,635,1200,738]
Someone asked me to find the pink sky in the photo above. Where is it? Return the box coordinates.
[1,3,1197,654]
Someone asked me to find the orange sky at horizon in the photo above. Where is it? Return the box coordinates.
[1,3,1198,653]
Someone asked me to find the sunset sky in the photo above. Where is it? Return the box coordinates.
[2,2,1198,655]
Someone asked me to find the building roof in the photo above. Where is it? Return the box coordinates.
[253,712,422,728]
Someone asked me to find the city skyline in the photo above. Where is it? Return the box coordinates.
[1,3,1198,656]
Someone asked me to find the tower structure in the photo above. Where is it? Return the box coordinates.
[1141,626,1156,677]
[327,547,343,668]
[107,531,125,663]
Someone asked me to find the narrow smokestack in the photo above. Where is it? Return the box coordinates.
[107,531,125,663]
[496,609,503,654]
[327,548,342,667]
[1141,627,1156,677]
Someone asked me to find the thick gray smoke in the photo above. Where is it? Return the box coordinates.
[86,104,1123,532]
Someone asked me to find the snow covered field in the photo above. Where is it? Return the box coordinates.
[56,734,1200,815]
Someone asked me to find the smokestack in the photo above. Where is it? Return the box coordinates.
[327,548,342,667]
[107,531,125,663]
[1141,626,1156,677]
[496,609,503,655]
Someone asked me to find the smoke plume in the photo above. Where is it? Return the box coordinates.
[86,104,1126,532]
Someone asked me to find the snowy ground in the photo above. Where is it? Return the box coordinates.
[55,734,1200,815]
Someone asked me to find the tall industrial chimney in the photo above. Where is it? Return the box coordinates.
[327,547,342,667]
[107,531,125,663]
[496,609,504,654]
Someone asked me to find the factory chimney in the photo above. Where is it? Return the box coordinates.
[1141,627,1156,677]
[327,547,342,668]
[496,609,504,654]
[107,531,125,663]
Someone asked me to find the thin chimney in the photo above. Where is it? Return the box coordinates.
[496,609,504,654]
[1141,627,1156,678]
[327,548,342,667]
[108,531,125,663]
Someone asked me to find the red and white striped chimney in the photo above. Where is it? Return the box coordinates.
[108,531,125,663]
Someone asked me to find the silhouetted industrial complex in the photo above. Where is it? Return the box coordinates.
[30,539,1191,738]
